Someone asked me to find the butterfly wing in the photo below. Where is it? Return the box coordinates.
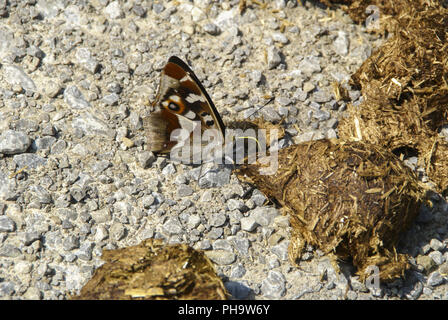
[144,56,225,153]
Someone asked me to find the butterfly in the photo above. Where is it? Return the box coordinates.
[143,56,279,167]
[143,56,226,160]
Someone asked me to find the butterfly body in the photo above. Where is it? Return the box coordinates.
[144,56,225,154]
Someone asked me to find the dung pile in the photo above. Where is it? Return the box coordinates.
[238,139,425,281]
[71,239,228,300]
[323,1,448,193]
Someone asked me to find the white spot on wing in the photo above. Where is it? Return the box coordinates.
[180,75,190,82]
[185,93,206,103]
[184,110,196,120]
[162,101,169,107]
[169,95,182,103]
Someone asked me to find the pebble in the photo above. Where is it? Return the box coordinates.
[102,93,119,106]
[251,207,280,227]
[205,250,236,265]
[429,238,445,251]
[110,223,126,241]
[0,216,16,232]
[72,112,114,137]
[231,237,250,255]
[241,217,258,232]
[76,48,99,74]
[428,251,445,265]
[267,46,282,69]
[2,64,36,92]
[231,263,246,278]
[162,218,183,235]
[427,271,444,287]
[177,184,193,197]
[0,282,15,297]
[13,153,47,169]
[0,130,31,155]
[104,1,124,19]
[76,242,94,261]
[261,270,286,298]
[64,86,91,109]
[272,32,289,44]
[225,281,251,299]
[271,240,289,261]
[333,31,349,56]
[299,56,321,75]
[198,166,231,188]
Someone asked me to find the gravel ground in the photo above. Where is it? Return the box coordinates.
[0,0,447,300]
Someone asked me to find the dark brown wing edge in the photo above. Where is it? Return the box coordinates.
[167,56,226,136]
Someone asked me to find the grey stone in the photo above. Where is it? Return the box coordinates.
[13,153,47,169]
[429,238,445,251]
[72,112,114,137]
[110,223,126,241]
[212,239,233,252]
[298,56,321,75]
[205,250,236,265]
[152,3,165,14]
[187,215,201,229]
[267,46,282,69]
[207,227,223,239]
[91,209,111,223]
[261,270,286,298]
[271,240,289,261]
[94,225,109,242]
[251,207,279,226]
[249,70,262,84]
[251,190,267,206]
[204,23,220,35]
[132,4,146,17]
[22,231,41,246]
[231,237,250,255]
[163,217,183,235]
[102,93,119,106]
[0,282,15,297]
[64,85,91,109]
[313,89,332,103]
[0,130,31,155]
[0,216,15,232]
[427,271,444,287]
[104,1,124,19]
[34,136,56,151]
[272,32,289,44]
[227,199,245,211]
[313,109,331,121]
[76,242,94,261]
[30,185,52,204]
[334,31,349,56]
[162,163,176,175]
[63,235,80,251]
[241,217,258,232]
[44,80,61,98]
[198,166,231,188]
[231,263,246,278]
[0,244,21,257]
[225,281,251,299]
[177,184,193,197]
[210,212,227,227]
[429,251,444,265]
[268,255,280,269]
[260,106,281,122]
[2,64,36,92]
[76,48,99,74]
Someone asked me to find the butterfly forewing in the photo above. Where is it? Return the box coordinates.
[144,56,225,154]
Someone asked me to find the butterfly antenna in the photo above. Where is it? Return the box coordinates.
[244,97,274,119]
